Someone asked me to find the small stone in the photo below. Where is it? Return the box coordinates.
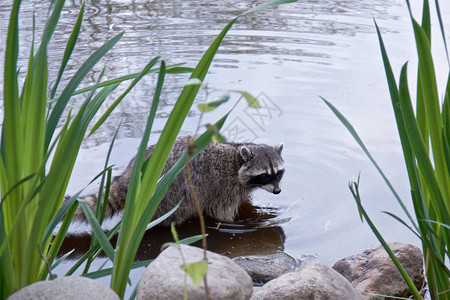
[7,276,119,300]
[137,244,253,300]
[232,252,298,285]
[333,242,424,300]
[251,261,361,300]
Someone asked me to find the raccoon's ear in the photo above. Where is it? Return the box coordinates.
[275,142,283,154]
[240,146,253,162]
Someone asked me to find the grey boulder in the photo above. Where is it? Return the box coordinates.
[233,252,298,285]
[7,276,119,300]
[137,244,253,300]
[251,261,361,300]
[333,242,424,300]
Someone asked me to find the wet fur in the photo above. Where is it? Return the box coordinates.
[72,137,283,226]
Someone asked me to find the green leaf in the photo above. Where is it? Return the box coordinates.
[111,61,166,295]
[79,200,115,262]
[50,1,85,99]
[434,0,449,65]
[61,63,192,98]
[179,234,206,245]
[0,173,35,204]
[88,56,161,136]
[348,180,422,299]
[51,249,74,270]
[65,221,121,276]
[171,78,202,89]
[320,96,418,229]
[83,259,152,279]
[181,260,208,289]
[45,31,124,150]
[398,64,449,227]
[241,0,298,16]
[232,90,260,108]
[41,191,80,249]
[171,222,180,243]
[198,94,230,112]
[145,202,181,230]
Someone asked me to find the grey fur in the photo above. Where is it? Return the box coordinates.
[72,136,284,226]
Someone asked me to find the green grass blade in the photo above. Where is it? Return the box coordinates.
[20,12,35,109]
[41,192,80,249]
[398,64,450,240]
[88,56,161,136]
[45,31,124,150]
[84,260,152,280]
[63,63,192,98]
[51,249,74,270]
[44,199,79,277]
[0,174,35,204]
[145,202,181,230]
[434,0,449,65]
[241,0,297,16]
[198,95,230,112]
[22,41,48,177]
[349,180,422,299]
[65,221,121,276]
[178,234,205,245]
[2,0,23,208]
[0,214,14,299]
[411,19,449,203]
[84,82,120,128]
[382,211,422,240]
[443,73,450,174]
[420,0,430,40]
[50,1,85,99]
[28,68,122,282]
[121,61,166,228]
[84,124,121,274]
[111,62,166,295]
[97,122,122,223]
[230,90,260,108]
[375,22,429,235]
[39,0,65,49]
[79,200,115,262]
[320,96,418,229]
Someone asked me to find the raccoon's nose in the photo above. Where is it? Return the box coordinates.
[273,187,281,194]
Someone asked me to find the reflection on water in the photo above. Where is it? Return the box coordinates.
[60,202,288,260]
[0,0,399,146]
[2,0,447,297]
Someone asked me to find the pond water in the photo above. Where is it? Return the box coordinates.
[1,0,449,296]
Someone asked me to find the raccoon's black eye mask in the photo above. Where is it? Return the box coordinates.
[248,169,284,186]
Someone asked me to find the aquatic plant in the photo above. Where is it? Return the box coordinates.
[0,0,296,298]
[322,0,449,299]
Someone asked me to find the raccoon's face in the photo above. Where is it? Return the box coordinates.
[238,142,285,194]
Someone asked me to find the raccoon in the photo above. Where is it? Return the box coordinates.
[72,136,285,226]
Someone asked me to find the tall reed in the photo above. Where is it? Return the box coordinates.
[0,0,187,297]
[322,0,449,299]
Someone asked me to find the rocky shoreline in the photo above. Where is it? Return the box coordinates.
[9,242,424,300]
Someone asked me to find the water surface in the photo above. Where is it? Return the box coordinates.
[1,0,449,296]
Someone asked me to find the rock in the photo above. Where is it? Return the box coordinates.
[7,276,119,300]
[333,242,424,300]
[232,252,298,285]
[251,261,361,300]
[137,244,253,300]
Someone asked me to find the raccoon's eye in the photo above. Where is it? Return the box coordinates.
[276,170,284,179]
[258,174,269,180]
